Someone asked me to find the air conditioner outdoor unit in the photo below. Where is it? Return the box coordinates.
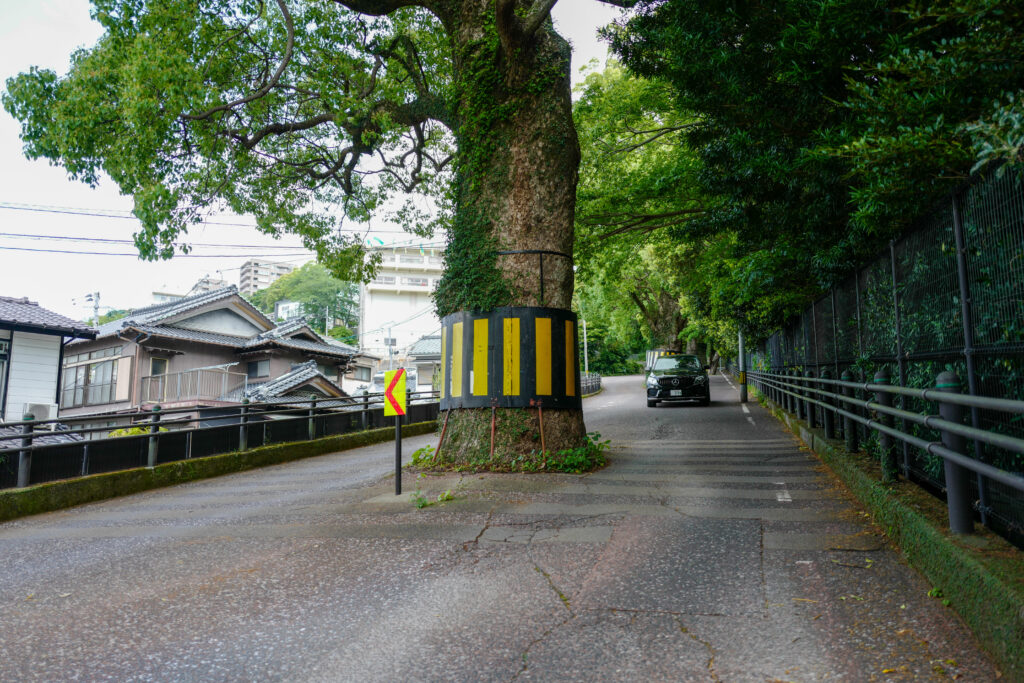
[23,403,58,427]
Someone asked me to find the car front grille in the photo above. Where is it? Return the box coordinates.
[658,376,696,389]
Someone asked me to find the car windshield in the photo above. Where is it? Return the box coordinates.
[652,356,702,372]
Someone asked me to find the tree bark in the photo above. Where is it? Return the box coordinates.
[432,0,587,464]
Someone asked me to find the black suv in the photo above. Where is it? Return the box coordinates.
[645,354,710,407]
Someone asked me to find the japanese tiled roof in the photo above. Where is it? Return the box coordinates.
[408,335,442,357]
[0,296,96,339]
[245,360,348,402]
[92,286,260,339]
[82,289,355,359]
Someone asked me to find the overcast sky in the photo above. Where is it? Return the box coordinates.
[0,1,621,322]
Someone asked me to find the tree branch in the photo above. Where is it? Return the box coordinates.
[522,0,561,38]
[183,0,295,121]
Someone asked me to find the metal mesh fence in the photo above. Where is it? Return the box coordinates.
[757,165,1024,544]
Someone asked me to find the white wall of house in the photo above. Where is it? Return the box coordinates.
[3,331,61,421]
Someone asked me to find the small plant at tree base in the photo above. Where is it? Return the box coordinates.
[409,444,439,468]
[410,488,431,509]
[543,432,611,473]
[436,489,455,503]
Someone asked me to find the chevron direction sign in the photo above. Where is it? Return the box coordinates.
[384,368,407,417]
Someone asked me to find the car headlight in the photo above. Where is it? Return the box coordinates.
[695,375,707,384]
[646,375,660,388]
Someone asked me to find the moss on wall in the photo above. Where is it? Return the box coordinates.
[0,421,436,523]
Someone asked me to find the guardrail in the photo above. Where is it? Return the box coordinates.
[581,373,602,396]
[0,390,439,491]
[747,369,1024,541]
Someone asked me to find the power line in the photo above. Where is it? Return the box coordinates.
[0,245,313,258]
[0,201,420,234]
[0,231,310,250]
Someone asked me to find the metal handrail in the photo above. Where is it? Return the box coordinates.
[747,370,1024,494]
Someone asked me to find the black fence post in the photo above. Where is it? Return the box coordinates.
[842,370,859,453]
[821,368,835,439]
[308,397,317,441]
[794,369,804,419]
[935,371,975,534]
[873,369,897,482]
[951,193,989,527]
[239,399,249,452]
[786,369,795,414]
[17,413,34,488]
[80,443,90,477]
[805,370,816,428]
[147,405,161,468]
[361,390,369,431]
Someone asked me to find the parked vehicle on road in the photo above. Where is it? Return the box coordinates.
[645,353,710,407]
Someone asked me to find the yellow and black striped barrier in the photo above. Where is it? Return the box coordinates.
[439,307,580,410]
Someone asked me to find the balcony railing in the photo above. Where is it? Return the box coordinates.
[140,368,248,404]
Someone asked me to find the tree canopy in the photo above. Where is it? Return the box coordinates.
[249,261,358,330]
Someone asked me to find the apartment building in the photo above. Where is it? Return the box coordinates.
[239,260,295,296]
[358,246,443,369]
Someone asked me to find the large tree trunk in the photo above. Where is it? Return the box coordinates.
[431,1,587,465]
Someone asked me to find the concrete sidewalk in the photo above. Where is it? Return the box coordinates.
[0,375,1000,681]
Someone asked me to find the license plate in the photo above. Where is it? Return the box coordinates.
[670,390,682,396]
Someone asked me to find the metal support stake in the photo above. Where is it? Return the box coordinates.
[81,443,90,477]
[821,368,835,439]
[842,370,859,453]
[17,413,34,488]
[738,331,747,404]
[147,405,161,468]
[935,371,974,534]
[805,370,817,429]
[308,397,317,441]
[873,370,897,482]
[239,399,249,451]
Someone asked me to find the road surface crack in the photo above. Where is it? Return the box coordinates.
[676,616,722,682]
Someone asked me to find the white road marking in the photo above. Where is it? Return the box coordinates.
[775,482,793,503]
[741,404,750,414]
[746,416,756,426]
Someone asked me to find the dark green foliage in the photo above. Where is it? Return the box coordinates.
[249,262,358,329]
[600,0,1024,335]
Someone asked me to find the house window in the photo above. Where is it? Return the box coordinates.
[402,277,429,287]
[247,359,270,378]
[317,363,335,379]
[372,275,396,285]
[150,358,169,376]
[62,358,118,408]
[354,366,371,381]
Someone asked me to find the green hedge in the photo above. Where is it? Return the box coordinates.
[0,421,436,523]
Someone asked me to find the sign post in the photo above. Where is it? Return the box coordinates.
[384,368,407,495]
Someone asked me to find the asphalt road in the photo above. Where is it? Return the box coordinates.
[0,375,999,681]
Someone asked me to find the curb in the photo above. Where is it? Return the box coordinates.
[0,421,436,523]
[756,392,1024,679]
